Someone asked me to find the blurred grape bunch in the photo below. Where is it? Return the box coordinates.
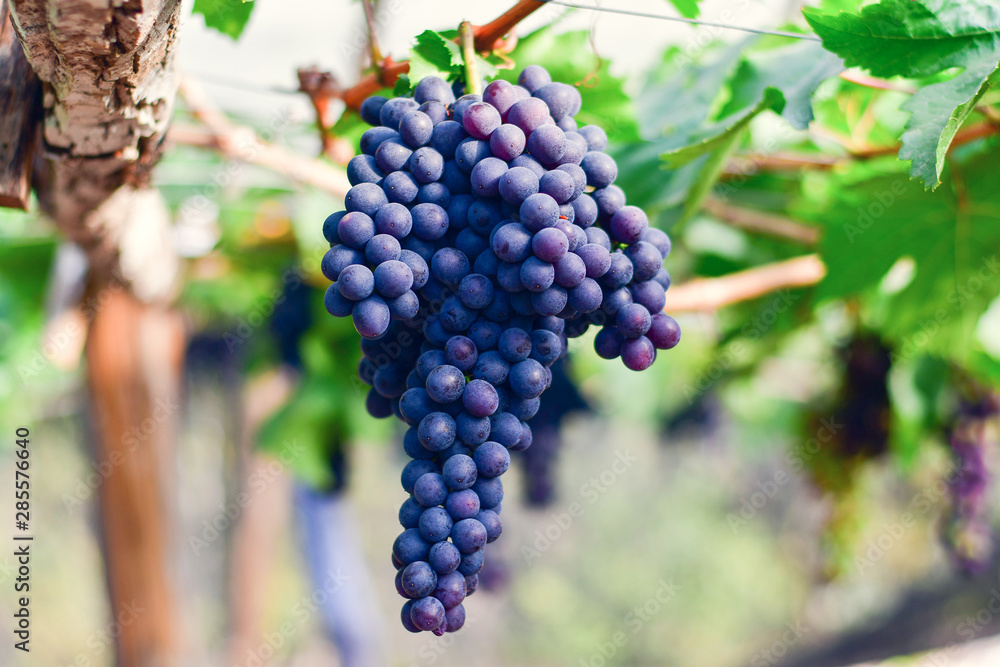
[520,357,591,508]
[800,334,893,577]
[943,392,999,576]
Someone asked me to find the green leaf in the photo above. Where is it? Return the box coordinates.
[665,0,701,20]
[718,41,845,130]
[804,0,1000,188]
[898,59,1000,188]
[192,0,255,40]
[404,30,464,91]
[661,88,785,222]
[799,147,1000,362]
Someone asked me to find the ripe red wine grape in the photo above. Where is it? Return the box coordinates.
[318,68,680,634]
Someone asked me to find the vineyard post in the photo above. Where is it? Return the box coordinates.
[7,1,184,665]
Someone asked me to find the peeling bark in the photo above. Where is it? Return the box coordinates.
[9,0,181,286]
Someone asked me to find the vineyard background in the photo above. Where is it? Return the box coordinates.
[1,0,999,666]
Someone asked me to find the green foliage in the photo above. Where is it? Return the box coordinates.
[394,30,503,95]
[804,0,1000,187]
[797,146,1000,362]
[665,0,701,19]
[192,0,256,40]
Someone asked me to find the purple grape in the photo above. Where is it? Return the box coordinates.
[379,97,419,130]
[476,509,503,543]
[399,110,434,148]
[621,336,656,371]
[554,252,587,288]
[611,206,650,245]
[462,379,500,418]
[414,471,450,505]
[338,211,375,249]
[470,157,508,198]
[594,326,624,359]
[533,82,581,121]
[419,100,448,125]
[539,169,576,204]
[491,222,533,263]
[360,95,387,126]
[642,227,672,257]
[431,120,467,159]
[374,260,413,298]
[445,489,481,519]
[424,362,465,403]
[375,139,413,172]
[360,126,398,156]
[490,123,526,161]
[451,519,487,554]
[463,102,502,140]
[498,166,540,204]
[458,273,494,310]
[510,153,546,177]
[568,278,603,313]
[431,247,470,287]
[526,124,566,164]
[411,203,449,240]
[418,507,454,543]
[365,233,401,264]
[445,335,478,373]
[647,313,681,349]
[517,65,552,92]
[374,202,413,238]
[414,75,456,105]
[455,138,492,173]
[338,264,375,301]
[382,170,419,204]
[410,596,446,631]
[519,193,560,232]
[576,243,612,278]
[418,181,451,208]
[531,286,568,316]
[401,561,438,598]
[429,540,461,574]
[531,227,569,263]
[347,154,384,186]
[578,124,609,151]
[520,256,555,293]
[632,280,666,312]
[507,97,552,137]
[483,79,519,120]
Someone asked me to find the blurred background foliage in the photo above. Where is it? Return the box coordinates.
[1,0,999,665]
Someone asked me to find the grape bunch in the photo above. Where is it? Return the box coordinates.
[320,67,681,634]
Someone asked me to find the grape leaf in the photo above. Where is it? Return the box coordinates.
[661,88,785,222]
[718,41,845,130]
[898,60,1000,189]
[397,30,498,95]
[797,147,1000,362]
[803,0,1000,188]
[662,87,785,168]
[405,30,464,88]
[665,0,701,20]
[192,0,255,40]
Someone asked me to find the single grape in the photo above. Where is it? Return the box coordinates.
[445,489,481,519]
[473,441,510,477]
[418,507,454,543]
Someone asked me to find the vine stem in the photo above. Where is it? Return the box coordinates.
[362,0,383,69]
[459,21,481,96]
[663,255,826,313]
[338,0,546,109]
